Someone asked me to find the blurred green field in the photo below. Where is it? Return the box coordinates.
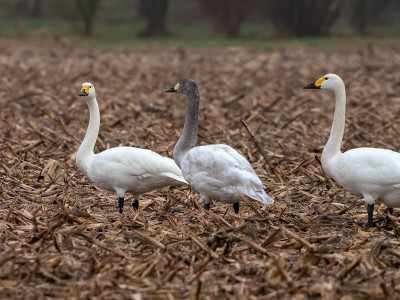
[1,16,400,48]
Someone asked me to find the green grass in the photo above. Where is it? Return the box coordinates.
[0,16,400,48]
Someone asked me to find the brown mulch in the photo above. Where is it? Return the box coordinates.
[1,39,400,299]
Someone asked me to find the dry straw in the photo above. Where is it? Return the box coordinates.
[1,41,400,298]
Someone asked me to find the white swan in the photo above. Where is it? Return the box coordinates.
[304,74,400,228]
[165,79,273,213]
[76,82,187,213]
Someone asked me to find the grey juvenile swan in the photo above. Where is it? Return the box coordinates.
[165,78,273,213]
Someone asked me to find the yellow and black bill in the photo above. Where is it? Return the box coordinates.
[304,77,325,89]
[165,82,180,93]
[79,86,90,96]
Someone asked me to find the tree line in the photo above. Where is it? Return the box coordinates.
[4,0,400,38]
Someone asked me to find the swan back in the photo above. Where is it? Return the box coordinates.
[94,147,185,177]
[180,145,273,204]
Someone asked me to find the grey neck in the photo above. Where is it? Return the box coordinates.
[173,88,199,167]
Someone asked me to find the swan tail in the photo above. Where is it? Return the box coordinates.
[247,189,274,205]
[161,172,188,185]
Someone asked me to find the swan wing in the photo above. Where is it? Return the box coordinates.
[335,148,400,190]
[182,145,273,204]
[160,172,188,184]
[95,147,187,183]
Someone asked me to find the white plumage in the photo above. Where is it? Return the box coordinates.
[328,148,400,201]
[304,73,400,227]
[81,147,187,197]
[76,82,187,213]
[180,144,274,205]
[166,78,273,213]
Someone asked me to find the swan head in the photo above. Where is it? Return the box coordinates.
[165,78,198,95]
[79,82,95,98]
[304,74,344,91]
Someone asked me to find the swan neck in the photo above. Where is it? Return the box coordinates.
[173,89,199,167]
[76,96,99,171]
[322,86,346,164]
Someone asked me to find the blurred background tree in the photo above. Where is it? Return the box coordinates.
[350,0,397,36]
[0,0,399,43]
[31,0,43,17]
[197,0,250,38]
[264,0,342,36]
[138,0,169,37]
[74,0,101,36]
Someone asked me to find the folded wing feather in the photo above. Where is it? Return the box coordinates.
[95,147,186,182]
[182,145,273,204]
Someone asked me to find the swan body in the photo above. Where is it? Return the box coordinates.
[79,147,187,197]
[76,82,187,213]
[179,144,273,205]
[304,74,399,227]
[325,148,400,207]
[166,79,273,213]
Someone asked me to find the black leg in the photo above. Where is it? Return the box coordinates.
[204,203,210,210]
[386,207,394,224]
[132,199,139,210]
[367,204,374,228]
[118,197,124,214]
[233,202,239,214]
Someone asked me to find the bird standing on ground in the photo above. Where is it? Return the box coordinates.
[304,74,400,228]
[165,78,273,214]
[76,82,187,213]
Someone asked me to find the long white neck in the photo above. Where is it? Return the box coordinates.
[76,96,99,173]
[173,88,199,167]
[322,85,346,168]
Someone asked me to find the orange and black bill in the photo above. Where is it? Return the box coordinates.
[79,86,90,96]
[304,77,325,89]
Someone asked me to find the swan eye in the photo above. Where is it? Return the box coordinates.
[324,78,328,80]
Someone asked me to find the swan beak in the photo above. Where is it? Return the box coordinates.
[165,82,180,93]
[165,87,177,93]
[304,77,325,89]
[79,86,90,96]
[304,82,319,89]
